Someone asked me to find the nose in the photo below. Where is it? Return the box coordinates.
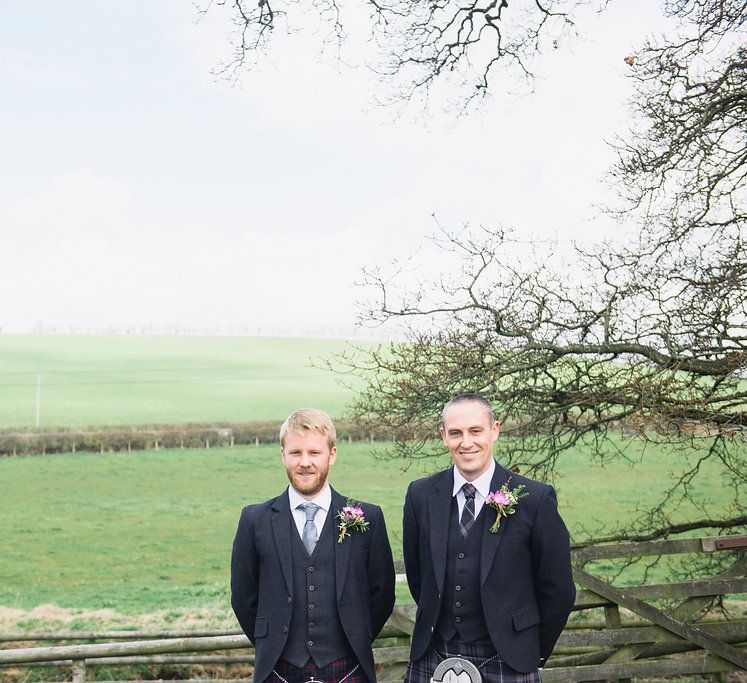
[299,452,312,467]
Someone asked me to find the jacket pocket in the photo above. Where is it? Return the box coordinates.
[511,603,540,631]
[254,617,268,638]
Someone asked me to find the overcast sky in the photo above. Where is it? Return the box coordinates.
[1,1,672,336]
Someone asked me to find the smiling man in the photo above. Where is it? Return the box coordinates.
[231,408,395,683]
[402,394,575,683]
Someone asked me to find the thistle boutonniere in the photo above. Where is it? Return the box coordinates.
[337,499,369,543]
[485,479,528,533]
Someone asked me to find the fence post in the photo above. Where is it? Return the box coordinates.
[72,659,86,683]
[602,604,629,683]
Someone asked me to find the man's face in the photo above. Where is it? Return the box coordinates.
[440,400,500,481]
[281,430,337,499]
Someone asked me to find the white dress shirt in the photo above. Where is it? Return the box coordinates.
[452,460,496,521]
[288,484,331,538]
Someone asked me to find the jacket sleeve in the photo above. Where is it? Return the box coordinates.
[402,482,421,604]
[367,506,396,638]
[530,486,576,665]
[230,506,260,643]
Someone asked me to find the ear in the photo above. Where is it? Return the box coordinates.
[439,426,447,445]
[329,446,337,466]
[492,421,501,440]
[280,446,287,465]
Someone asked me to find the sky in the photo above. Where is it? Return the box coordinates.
[0,1,672,337]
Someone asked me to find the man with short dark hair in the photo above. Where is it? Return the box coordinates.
[231,408,396,683]
[403,393,575,683]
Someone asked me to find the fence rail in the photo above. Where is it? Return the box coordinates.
[1,535,745,682]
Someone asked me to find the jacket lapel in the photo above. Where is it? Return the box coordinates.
[331,487,351,600]
[270,489,294,596]
[480,461,513,586]
[428,468,454,594]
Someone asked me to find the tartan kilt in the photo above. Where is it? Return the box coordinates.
[268,655,367,683]
[404,639,541,683]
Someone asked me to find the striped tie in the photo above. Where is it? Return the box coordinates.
[460,483,477,538]
[299,502,320,555]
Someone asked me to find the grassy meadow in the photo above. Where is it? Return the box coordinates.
[0,438,738,615]
[0,334,364,428]
[0,334,743,625]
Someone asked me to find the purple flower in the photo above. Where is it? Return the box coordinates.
[338,501,370,543]
[342,506,365,520]
[487,491,511,506]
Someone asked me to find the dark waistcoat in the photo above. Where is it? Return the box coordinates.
[281,509,354,667]
[436,497,491,643]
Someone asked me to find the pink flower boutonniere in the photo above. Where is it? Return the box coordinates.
[485,479,528,533]
[337,500,369,543]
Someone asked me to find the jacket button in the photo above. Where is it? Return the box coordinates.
[308,566,315,572]
[455,602,461,608]
[455,585,462,591]
[287,596,293,604]
[308,640,314,647]
[309,603,315,610]
[458,552,465,559]
[309,585,315,591]
[282,625,288,633]
[455,617,462,623]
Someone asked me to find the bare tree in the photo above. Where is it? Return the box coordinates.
[611,0,746,245]
[203,0,590,106]
[333,0,746,539]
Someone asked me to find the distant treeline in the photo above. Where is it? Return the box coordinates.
[0,421,395,457]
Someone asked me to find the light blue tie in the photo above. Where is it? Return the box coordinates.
[300,502,320,555]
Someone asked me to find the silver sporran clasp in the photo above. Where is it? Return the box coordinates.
[430,657,482,683]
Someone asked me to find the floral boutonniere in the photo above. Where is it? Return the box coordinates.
[337,499,369,543]
[485,479,528,533]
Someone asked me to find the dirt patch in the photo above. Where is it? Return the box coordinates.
[0,603,237,632]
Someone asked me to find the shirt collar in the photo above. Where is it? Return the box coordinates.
[288,483,332,512]
[452,459,496,499]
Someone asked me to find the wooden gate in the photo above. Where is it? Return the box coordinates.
[0,534,745,682]
[539,534,747,681]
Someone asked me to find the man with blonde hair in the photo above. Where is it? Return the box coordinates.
[231,408,395,683]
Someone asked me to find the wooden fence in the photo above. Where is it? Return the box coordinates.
[1,534,745,682]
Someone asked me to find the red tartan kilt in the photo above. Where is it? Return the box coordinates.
[269,656,366,683]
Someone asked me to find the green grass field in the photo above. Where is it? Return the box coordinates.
[0,439,736,615]
[0,334,743,627]
[0,334,364,428]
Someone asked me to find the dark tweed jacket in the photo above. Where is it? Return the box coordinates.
[403,461,576,673]
[231,487,396,683]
